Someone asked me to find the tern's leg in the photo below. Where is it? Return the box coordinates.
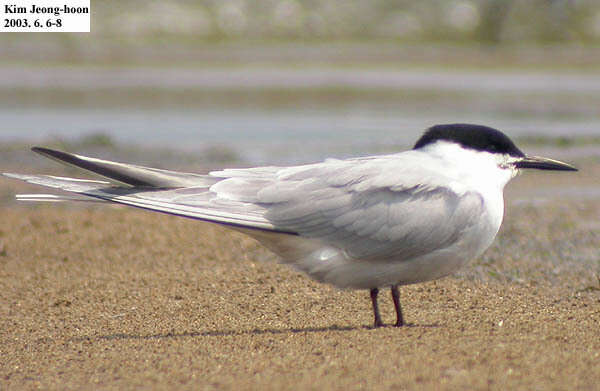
[390,285,404,327]
[370,288,384,328]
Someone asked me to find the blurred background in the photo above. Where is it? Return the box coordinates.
[1,0,600,169]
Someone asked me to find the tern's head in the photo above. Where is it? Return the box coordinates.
[414,123,577,173]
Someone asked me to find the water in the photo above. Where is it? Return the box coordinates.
[1,67,600,165]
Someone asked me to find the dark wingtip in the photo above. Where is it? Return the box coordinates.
[32,146,58,155]
[31,147,75,162]
[30,146,156,187]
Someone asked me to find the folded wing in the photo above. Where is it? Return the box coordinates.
[4,148,483,269]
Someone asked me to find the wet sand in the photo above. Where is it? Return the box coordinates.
[1,167,599,390]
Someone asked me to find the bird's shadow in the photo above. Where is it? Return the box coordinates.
[74,322,440,342]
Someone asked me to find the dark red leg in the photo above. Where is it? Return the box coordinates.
[391,285,404,327]
[370,288,384,328]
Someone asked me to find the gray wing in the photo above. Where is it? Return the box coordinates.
[254,162,485,262]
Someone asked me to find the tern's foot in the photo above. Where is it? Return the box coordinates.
[371,321,406,328]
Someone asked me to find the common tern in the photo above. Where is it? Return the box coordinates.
[3,123,577,327]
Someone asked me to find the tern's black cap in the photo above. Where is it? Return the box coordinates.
[413,123,525,157]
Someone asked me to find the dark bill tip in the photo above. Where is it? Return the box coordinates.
[514,156,578,171]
